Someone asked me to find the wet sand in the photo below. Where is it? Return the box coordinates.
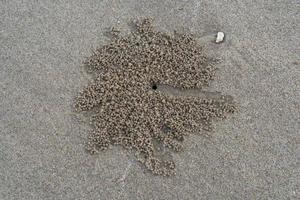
[1,0,299,199]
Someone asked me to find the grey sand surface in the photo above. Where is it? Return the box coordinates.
[1,0,299,199]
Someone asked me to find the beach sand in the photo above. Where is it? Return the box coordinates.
[1,0,299,199]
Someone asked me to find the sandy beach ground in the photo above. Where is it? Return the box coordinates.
[1,0,299,199]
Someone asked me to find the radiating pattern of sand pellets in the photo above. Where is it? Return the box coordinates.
[75,18,236,176]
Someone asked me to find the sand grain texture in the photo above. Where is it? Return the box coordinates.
[1,0,299,199]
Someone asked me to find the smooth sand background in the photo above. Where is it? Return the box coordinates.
[1,0,299,199]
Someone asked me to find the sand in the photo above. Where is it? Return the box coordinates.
[1,0,299,199]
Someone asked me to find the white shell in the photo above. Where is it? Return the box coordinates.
[216,32,225,43]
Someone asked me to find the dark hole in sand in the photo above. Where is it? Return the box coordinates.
[151,84,158,90]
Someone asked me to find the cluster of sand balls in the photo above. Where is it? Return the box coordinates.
[75,19,236,176]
